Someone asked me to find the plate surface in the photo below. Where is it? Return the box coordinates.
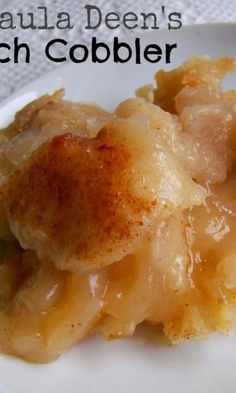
[0,23,236,393]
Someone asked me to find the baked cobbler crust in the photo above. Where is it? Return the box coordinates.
[0,56,235,363]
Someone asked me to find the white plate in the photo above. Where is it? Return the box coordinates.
[1,23,236,393]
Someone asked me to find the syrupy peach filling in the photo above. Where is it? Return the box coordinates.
[0,56,236,363]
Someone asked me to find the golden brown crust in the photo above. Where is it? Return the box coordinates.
[2,127,158,271]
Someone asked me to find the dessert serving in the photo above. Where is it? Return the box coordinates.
[0,56,236,363]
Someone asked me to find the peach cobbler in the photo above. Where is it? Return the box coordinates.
[0,56,236,363]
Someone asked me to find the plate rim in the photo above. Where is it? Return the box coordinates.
[1,21,236,108]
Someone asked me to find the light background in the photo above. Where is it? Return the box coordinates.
[0,0,235,101]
